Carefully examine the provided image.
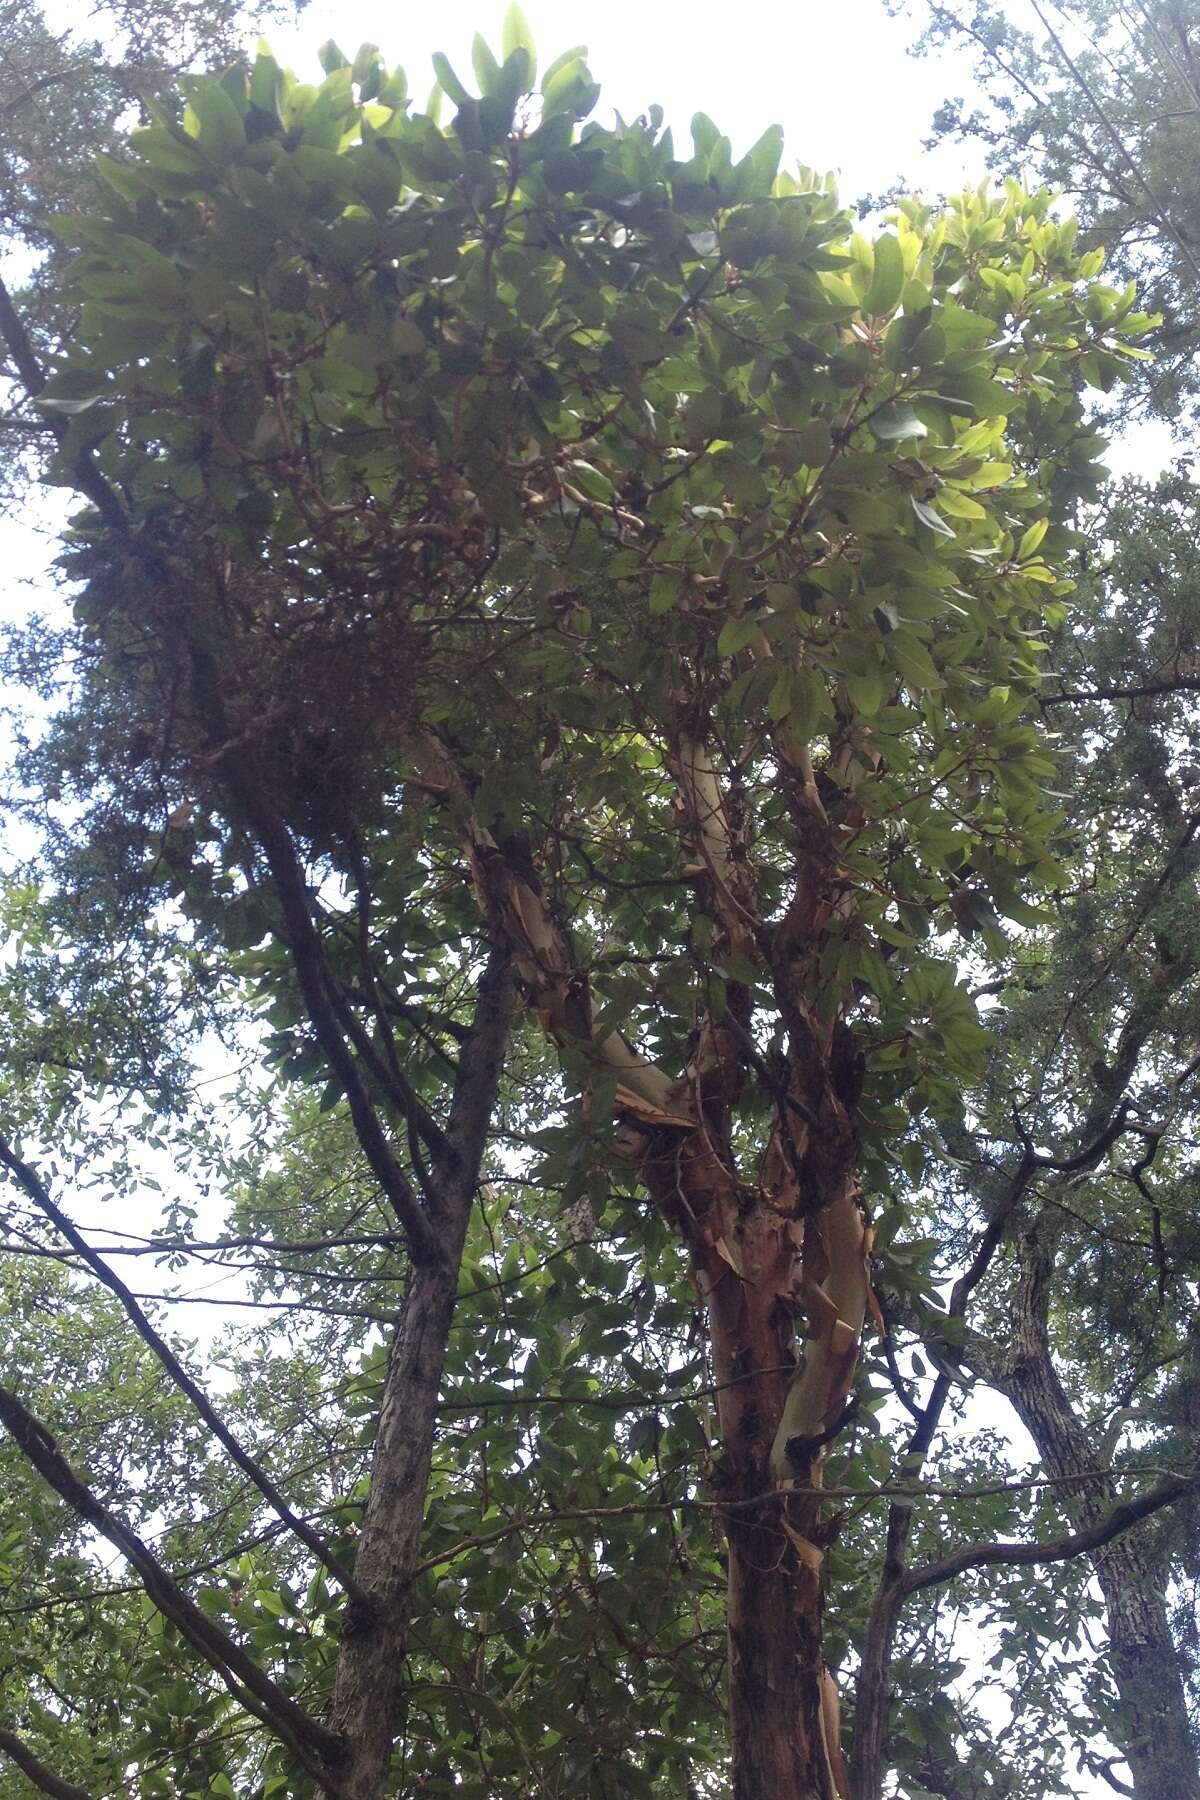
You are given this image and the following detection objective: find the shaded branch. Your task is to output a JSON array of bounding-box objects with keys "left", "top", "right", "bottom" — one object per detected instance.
[
  {"left": 1041, "top": 677, "right": 1200, "bottom": 705},
  {"left": 0, "top": 272, "right": 128, "bottom": 534},
  {"left": 0, "top": 1383, "right": 344, "bottom": 1786},
  {"left": 193, "top": 738, "right": 443, "bottom": 1264},
  {"left": 0, "top": 1727, "right": 94, "bottom": 1800},
  {"left": 899, "top": 1470, "right": 1196, "bottom": 1597},
  {"left": 0, "top": 1138, "right": 368, "bottom": 1605}
]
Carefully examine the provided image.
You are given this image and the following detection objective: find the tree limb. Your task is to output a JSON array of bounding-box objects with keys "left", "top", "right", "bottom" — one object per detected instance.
[
  {"left": 0, "top": 1383, "right": 344, "bottom": 1787},
  {"left": 0, "top": 1137, "right": 368, "bottom": 1605},
  {"left": 899, "top": 1470, "right": 1195, "bottom": 1597},
  {"left": 0, "top": 272, "right": 128, "bottom": 534},
  {"left": 0, "top": 1726, "right": 95, "bottom": 1800},
  {"left": 1041, "top": 677, "right": 1200, "bottom": 704}
]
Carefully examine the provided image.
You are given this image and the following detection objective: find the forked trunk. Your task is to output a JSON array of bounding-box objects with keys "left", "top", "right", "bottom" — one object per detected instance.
[{"left": 451, "top": 734, "right": 870, "bottom": 1798}]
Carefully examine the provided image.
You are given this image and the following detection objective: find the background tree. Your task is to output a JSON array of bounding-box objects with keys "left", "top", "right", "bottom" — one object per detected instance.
[{"left": 910, "top": 0, "right": 1200, "bottom": 427}]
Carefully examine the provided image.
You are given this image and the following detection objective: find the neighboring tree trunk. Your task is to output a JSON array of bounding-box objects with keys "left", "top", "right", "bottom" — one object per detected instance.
[
  {"left": 325, "top": 1250, "right": 461, "bottom": 1800},
  {"left": 1004, "top": 1212, "right": 1199, "bottom": 1800},
  {"left": 325, "top": 947, "right": 515, "bottom": 1800}
]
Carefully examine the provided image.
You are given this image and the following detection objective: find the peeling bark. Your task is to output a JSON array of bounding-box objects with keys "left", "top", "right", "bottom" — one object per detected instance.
[{"left": 434, "top": 714, "right": 876, "bottom": 1797}]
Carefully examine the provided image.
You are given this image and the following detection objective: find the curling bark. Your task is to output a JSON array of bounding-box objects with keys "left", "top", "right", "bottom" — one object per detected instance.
[{"left": 432, "top": 721, "right": 874, "bottom": 1799}]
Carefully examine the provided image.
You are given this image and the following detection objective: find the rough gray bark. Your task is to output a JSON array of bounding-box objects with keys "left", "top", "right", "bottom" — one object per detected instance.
[
  {"left": 1004, "top": 1212, "right": 1199, "bottom": 1800},
  {"left": 849, "top": 1149, "right": 1032, "bottom": 1800},
  {"left": 325, "top": 946, "right": 515, "bottom": 1800}
]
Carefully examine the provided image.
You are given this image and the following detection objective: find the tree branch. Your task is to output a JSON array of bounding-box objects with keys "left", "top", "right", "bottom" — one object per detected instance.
[
  {"left": 0, "top": 1726, "right": 94, "bottom": 1800},
  {"left": 0, "top": 272, "right": 128, "bottom": 534},
  {"left": 189, "top": 723, "right": 443, "bottom": 1265},
  {"left": 0, "top": 1137, "right": 368, "bottom": 1605},
  {"left": 1041, "top": 677, "right": 1200, "bottom": 705},
  {"left": 0, "top": 1384, "right": 344, "bottom": 1786},
  {"left": 899, "top": 1470, "right": 1195, "bottom": 1597}
]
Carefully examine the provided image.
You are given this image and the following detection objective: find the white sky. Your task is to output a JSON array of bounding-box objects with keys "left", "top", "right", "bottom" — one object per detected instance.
[{"left": 268, "top": 0, "right": 982, "bottom": 202}]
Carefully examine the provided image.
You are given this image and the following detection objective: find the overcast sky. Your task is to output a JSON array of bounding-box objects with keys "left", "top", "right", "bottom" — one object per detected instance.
[{"left": 267, "top": 0, "right": 982, "bottom": 201}]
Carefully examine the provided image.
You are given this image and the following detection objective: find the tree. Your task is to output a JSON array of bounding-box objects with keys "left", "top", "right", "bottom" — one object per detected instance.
[
  {"left": 0, "top": 18, "right": 1183, "bottom": 1800},
  {"left": 911, "top": 0, "right": 1200, "bottom": 426}
]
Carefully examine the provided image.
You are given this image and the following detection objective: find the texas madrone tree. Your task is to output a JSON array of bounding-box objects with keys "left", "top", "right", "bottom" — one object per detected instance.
[{"left": 0, "top": 13, "right": 1183, "bottom": 1800}]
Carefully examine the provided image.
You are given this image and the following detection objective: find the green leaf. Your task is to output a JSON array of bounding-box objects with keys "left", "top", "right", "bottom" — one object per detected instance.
[
  {"left": 472, "top": 34, "right": 502, "bottom": 96},
  {"left": 935, "top": 486, "right": 987, "bottom": 520},
  {"left": 911, "top": 496, "right": 955, "bottom": 537},
  {"left": 872, "top": 403, "right": 927, "bottom": 442},
  {"left": 432, "top": 52, "right": 472, "bottom": 108},
  {"left": 767, "top": 666, "right": 793, "bottom": 722},
  {"left": 182, "top": 80, "right": 246, "bottom": 162},
  {"left": 845, "top": 665, "right": 890, "bottom": 716},
  {"left": 1018, "top": 518, "right": 1049, "bottom": 561},
  {"left": 995, "top": 893, "right": 1055, "bottom": 927},
  {"left": 567, "top": 460, "right": 614, "bottom": 503},
  {"left": 392, "top": 316, "right": 426, "bottom": 355},
  {"left": 540, "top": 46, "right": 587, "bottom": 93},
  {"left": 887, "top": 628, "right": 943, "bottom": 690},
  {"left": 37, "top": 390, "right": 109, "bottom": 416},
  {"left": 940, "top": 371, "right": 1012, "bottom": 418},
  {"left": 864, "top": 233, "right": 904, "bottom": 316},
  {"left": 649, "top": 571, "right": 682, "bottom": 614},
  {"left": 249, "top": 44, "right": 282, "bottom": 118},
  {"left": 541, "top": 56, "right": 596, "bottom": 119},
  {"left": 352, "top": 43, "right": 384, "bottom": 94},
  {"left": 502, "top": 4, "right": 538, "bottom": 85},
  {"left": 717, "top": 614, "right": 761, "bottom": 657},
  {"left": 796, "top": 418, "right": 833, "bottom": 466},
  {"left": 787, "top": 666, "right": 827, "bottom": 738}
]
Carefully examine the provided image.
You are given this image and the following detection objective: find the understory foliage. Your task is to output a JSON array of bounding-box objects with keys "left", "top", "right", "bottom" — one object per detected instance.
[{"left": 0, "top": 12, "right": 1195, "bottom": 1800}]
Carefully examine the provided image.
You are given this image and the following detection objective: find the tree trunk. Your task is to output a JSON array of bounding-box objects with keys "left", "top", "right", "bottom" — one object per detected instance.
[
  {"left": 1103, "top": 1535, "right": 1200, "bottom": 1800},
  {"left": 326, "top": 950, "right": 515, "bottom": 1800},
  {"left": 644, "top": 1120, "right": 864, "bottom": 1800},
  {"left": 710, "top": 1199, "right": 835, "bottom": 1800},
  {"left": 1005, "top": 1216, "right": 1199, "bottom": 1800},
  {"left": 451, "top": 733, "right": 870, "bottom": 1798},
  {"left": 325, "top": 1250, "right": 462, "bottom": 1798}
]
